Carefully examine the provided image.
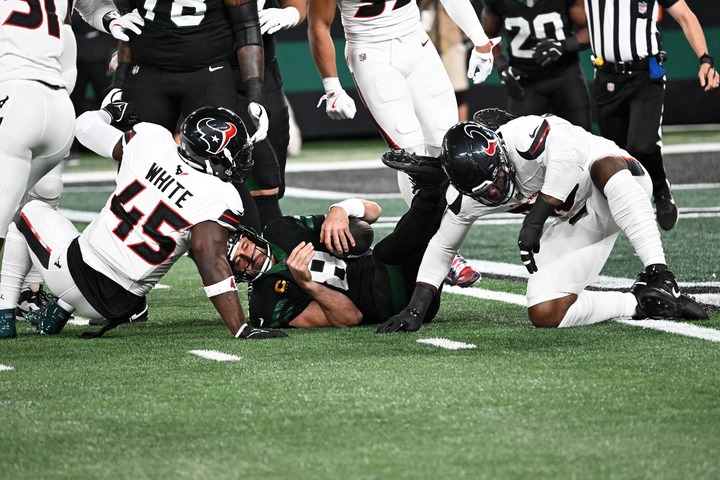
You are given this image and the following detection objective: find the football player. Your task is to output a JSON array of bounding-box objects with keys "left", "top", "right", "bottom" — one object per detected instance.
[
  {"left": 376, "top": 110, "right": 707, "bottom": 333},
  {"left": 227, "top": 192, "right": 446, "bottom": 328},
  {"left": 307, "top": 0, "right": 490, "bottom": 288},
  {"left": 480, "top": 0, "right": 592, "bottom": 130},
  {"left": 0, "top": 106, "right": 286, "bottom": 340}
]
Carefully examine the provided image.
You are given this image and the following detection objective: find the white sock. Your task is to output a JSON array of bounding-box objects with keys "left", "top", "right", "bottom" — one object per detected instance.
[
  {"left": 558, "top": 291, "right": 638, "bottom": 327},
  {"left": 604, "top": 169, "right": 666, "bottom": 267},
  {"left": 0, "top": 223, "right": 33, "bottom": 309}
]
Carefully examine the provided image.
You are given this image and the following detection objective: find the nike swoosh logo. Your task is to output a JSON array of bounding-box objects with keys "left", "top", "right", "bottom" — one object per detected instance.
[
  {"left": 671, "top": 287, "right": 681, "bottom": 298},
  {"left": 331, "top": 97, "right": 338, "bottom": 109},
  {"left": 208, "top": 66, "right": 224, "bottom": 72},
  {"left": 421, "top": 39, "right": 429, "bottom": 47}
]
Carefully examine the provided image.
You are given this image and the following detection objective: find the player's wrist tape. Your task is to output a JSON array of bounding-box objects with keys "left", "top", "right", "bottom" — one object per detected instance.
[
  {"left": 699, "top": 53, "right": 714, "bottom": 67},
  {"left": 102, "top": 11, "right": 121, "bottom": 33},
  {"left": 330, "top": 198, "right": 365, "bottom": 218},
  {"left": 322, "top": 77, "right": 343, "bottom": 95},
  {"left": 203, "top": 277, "right": 237, "bottom": 297}
]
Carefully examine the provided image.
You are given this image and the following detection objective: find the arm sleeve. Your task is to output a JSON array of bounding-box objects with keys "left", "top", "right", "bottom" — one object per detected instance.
[
  {"left": 75, "top": 110, "right": 124, "bottom": 160},
  {"left": 438, "top": 0, "right": 490, "bottom": 46},
  {"left": 73, "top": 0, "right": 118, "bottom": 33},
  {"left": 60, "top": 24, "right": 77, "bottom": 94}
]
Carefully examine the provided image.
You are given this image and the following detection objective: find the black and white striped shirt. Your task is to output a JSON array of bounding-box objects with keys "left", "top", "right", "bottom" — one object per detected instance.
[{"left": 584, "top": 0, "right": 678, "bottom": 62}]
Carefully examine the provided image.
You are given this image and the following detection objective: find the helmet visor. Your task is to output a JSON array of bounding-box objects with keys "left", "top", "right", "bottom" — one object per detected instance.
[{"left": 468, "top": 163, "right": 514, "bottom": 207}]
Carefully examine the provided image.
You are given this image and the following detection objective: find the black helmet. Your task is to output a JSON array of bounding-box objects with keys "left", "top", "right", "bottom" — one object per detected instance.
[
  {"left": 440, "top": 121, "right": 516, "bottom": 206},
  {"left": 178, "top": 106, "right": 253, "bottom": 183}
]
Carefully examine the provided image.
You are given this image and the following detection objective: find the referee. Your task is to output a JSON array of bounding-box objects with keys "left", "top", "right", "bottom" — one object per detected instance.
[{"left": 584, "top": 0, "right": 719, "bottom": 231}]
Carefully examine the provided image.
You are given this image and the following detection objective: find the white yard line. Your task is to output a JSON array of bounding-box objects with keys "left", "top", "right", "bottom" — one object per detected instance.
[
  {"left": 446, "top": 286, "right": 720, "bottom": 343},
  {"left": 417, "top": 338, "right": 477, "bottom": 350},
  {"left": 189, "top": 350, "right": 242, "bottom": 362},
  {"left": 0, "top": 364, "right": 14, "bottom": 372}
]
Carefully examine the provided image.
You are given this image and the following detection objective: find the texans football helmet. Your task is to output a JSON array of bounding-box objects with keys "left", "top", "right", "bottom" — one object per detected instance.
[
  {"left": 178, "top": 106, "right": 254, "bottom": 183},
  {"left": 440, "top": 121, "right": 516, "bottom": 207},
  {"left": 227, "top": 226, "right": 274, "bottom": 283}
]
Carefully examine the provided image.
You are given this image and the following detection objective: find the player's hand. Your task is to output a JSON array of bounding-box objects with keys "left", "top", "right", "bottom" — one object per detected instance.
[
  {"left": 286, "top": 242, "right": 315, "bottom": 287},
  {"left": 317, "top": 90, "right": 356, "bottom": 120},
  {"left": 499, "top": 65, "right": 525, "bottom": 98},
  {"left": 235, "top": 323, "right": 288, "bottom": 339},
  {"left": 248, "top": 102, "right": 269, "bottom": 143},
  {"left": 109, "top": 9, "right": 144, "bottom": 42},
  {"left": 699, "top": 55, "right": 719, "bottom": 92},
  {"left": 467, "top": 37, "right": 501, "bottom": 84},
  {"left": 376, "top": 308, "right": 422, "bottom": 333},
  {"left": 259, "top": 7, "right": 300, "bottom": 35},
  {"left": 532, "top": 39, "right": 564, "bottom": 67},
  {"left": 101, "top": 87, "right": 122, "bottom": 109},
  {"left": 320, "top": 208, "right": 354, "bottom": 256},
  {"left": 517, "top": 220, "right": 542, "bottom": 274},
  {"left": 102, "top": 101, "right": 132, "bottom": 125}
]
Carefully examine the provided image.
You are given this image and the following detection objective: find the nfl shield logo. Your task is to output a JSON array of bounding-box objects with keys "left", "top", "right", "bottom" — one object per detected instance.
[
  {"left": 638, "top": 2, "right": 647, "bottom": 14},
  {"left": 527, "top": 0, "right": 534, "bottom": 6},
  {"left": 607, "top": 82, "right": 615, "bottom": 92},
  {"left": 132, "top": 65, "right": 140, "bottom": 75},
  {"left": 359, "top": 53, "right": 367, "bottom": 62}
]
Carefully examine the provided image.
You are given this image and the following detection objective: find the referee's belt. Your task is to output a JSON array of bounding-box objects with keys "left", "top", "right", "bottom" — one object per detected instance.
[{"left": 592, "top": 56, "right": 649, "bottom": 74}]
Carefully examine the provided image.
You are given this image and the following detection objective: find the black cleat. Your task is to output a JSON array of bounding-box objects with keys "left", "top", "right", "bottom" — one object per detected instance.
[
  {"left": 654, "top": 180, "right": 679, "bottom": 231},
  {"left": 26, "top": 301, "right": 72, "bottom": 335},
  {"left": 631, "top": 266, "right": 683, "bottom": 319}
]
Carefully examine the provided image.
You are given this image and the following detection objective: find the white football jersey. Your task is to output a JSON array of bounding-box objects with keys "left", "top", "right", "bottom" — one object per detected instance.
[
  {"left": 338, "top": 0, "right": 420, "bottom": 42},
  {"left": 0, "top": 0, "right": 69, "bottom": 86},
  {"left": 79, "top": 123, "right": 245, "bottom": 295}
]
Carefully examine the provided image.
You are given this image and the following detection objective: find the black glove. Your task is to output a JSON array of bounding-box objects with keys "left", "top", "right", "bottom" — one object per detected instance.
[
  {"left": 499, "top": 65, "right": 525, "bottom": 99},
  {"left": 517, "top": 219, "right": 542, "bottom": 274},
  {"left": 102, "top": 100, "right": 140, "bottom": 130},
  {"left": 517, "top": 195, "right": 557, "bottom": 274},
  {"left": 235, "top": 323, "right": 288, "bottom": 339},
  {"left": 376, "top": 284, "right": 435, "bottom": 334},
  {"left": 532, "top": 36, "right": 580, "bottom": 68}
]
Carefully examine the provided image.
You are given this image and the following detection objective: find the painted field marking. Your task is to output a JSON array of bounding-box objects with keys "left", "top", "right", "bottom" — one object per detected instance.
[
  {"left": 189, "top": 350, "right": 242, "bottom": 362},
  {"left": 0, "top": 364, "right": 14, "bottom": 372},
  {"left": 417, "top": 338, "right": 477, "bottom": 350},
  {"left": 448, "top": 287, "right": 720, "bottom": 343}
]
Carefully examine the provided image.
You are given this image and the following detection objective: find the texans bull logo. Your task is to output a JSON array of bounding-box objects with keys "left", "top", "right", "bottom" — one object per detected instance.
[
  {"left": 196, "top": 117, "right": 238, "bottom": 155},
  {"left": 463, "top": 123, "right": 497, "bottom": 156}
]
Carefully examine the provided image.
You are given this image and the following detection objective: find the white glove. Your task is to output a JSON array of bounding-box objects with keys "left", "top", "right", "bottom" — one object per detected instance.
[
  {"left": 467, "top": 37, "right": 501, "bottom": 84},
  {"left": 108, "top": 50, "right": 118, "bottom": 73},
  {"left": 317, "top": 77, "right": 356, "bottom": 120},
  {"left": 108, "top": 9, "right": 144, "bottom": 42},
  {"left": 248, "top": 102, "right": 269, "bottom": 143},
  {"left": 101, "top": 88, "right": 122, "bottom": 109},
  {"left": 258, "top": 7, "right": 300, "bottom": 35}
]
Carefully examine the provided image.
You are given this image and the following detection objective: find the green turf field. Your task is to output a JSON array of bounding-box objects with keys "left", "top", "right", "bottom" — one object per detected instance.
[{"left": 2, "top": 137, "right": 720, "bottom": 480}]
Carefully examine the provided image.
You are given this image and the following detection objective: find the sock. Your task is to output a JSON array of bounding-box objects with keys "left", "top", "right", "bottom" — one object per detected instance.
[
  {"left": 558, "top": 291, "right": 638, "bottom": 327},
  {"left": 604, "top": 169, "right": 666, "bottom": 267},
  {"left": 254, "top": 193, "right": 282, "bottom": 229},
  {"left": 0, "top": 223, "right": 33, "bottom": 309}
]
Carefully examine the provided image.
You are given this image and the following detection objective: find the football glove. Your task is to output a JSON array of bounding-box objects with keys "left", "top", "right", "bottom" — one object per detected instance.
[
  {"left": 102, "top": 101, "right": 134, "bottom": 126},
  {"left": 248, "top": 102, "right": 269, "bottom": 143},
  {"left": 376, "top": 308, "right": 423, "bottom": 334},
  {"left": 108, "top": 9, "right": 144, "bottom": 42},
  {"left": 258, "top": 7, "right": 300, "bottom": 35},
  {"left": 235, "top": 323, "right": 288, "bottom": 339},
  {"left": 517, "top": 220, "right": 542, "bottom": 274},
  {"left": 101, "top": 87, "right": 122, "bottom": 109},
  {"left": 499, "top": 65, "right": 525, "bottom": 99},
  {"left": 532, "top": 37, "right": 580, "bottom": 68},
  {"left": 467, "top": 37, "right": 501, "bottom": 84},
  {"left": 317, "top": 90, "right": 356, "bottom": 120}
]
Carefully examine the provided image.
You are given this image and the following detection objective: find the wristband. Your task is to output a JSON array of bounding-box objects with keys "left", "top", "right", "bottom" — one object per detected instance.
[
  {"left": 203, "top": 276, "right": 237, "bottom": 297},
  {"left": 330, "top": 198, "right": 365, "bottom": 218},
  {"left": 699, "top": 53, "right": 714, "bottom": 67},
  {"left": 102, "top": 11, "right": 121, "bottom": 33},
  {"left": 322, "top": 77, "right": 343, "bottom": 95}
]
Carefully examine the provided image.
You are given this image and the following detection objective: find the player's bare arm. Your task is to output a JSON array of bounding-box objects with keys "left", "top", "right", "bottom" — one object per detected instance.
[
  {"left": 568, "top": 0, "right": 590, "bottom": 45},
  {"left": 320, "top": 199, "right": 381, "bottom": 255},
  {"left": 308, "top": 0, "right": 340, "bottom": 79},
  {"left": 285, "top": 242, "right": 363, "bottom": 328}
]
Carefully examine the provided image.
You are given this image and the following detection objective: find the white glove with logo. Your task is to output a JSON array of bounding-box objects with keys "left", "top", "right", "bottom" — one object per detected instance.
[
  {"left": 101, "top": 88, "right": 123, "bottom": 109},
  {"left": 248, "top": 102, "right": 269, "bottom": 143},
  {"left": 467, "top": 37, "right": 501, "bottom": 85},
  {"left": 108, "top": 9, "right": 144, "bottom": 42},
  {"left": 259, "top": 7, "right": 300, "bottom": 35},
  {"left": 317, "top": 77, "right": 357, "bottom": 120}
]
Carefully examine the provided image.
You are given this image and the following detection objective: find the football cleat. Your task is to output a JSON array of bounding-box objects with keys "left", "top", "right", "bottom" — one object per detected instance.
[
  {"left": 630, "top": 267, "right": 683, "bottom": 319},
  {"left": 654, "top": 179, "right": 679, "bottom": 231},
  {"left": 26, "top": 301, "right": 72, "bottom": 335},
  {"left": 16, "top": 286, "right": 57, "bottom": 321},
  {"left": 0, "top": 309, "right": 16, "bottom": 339},
  {"left": 445, "top": 253, "right": 481, "bottom": 288}
]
